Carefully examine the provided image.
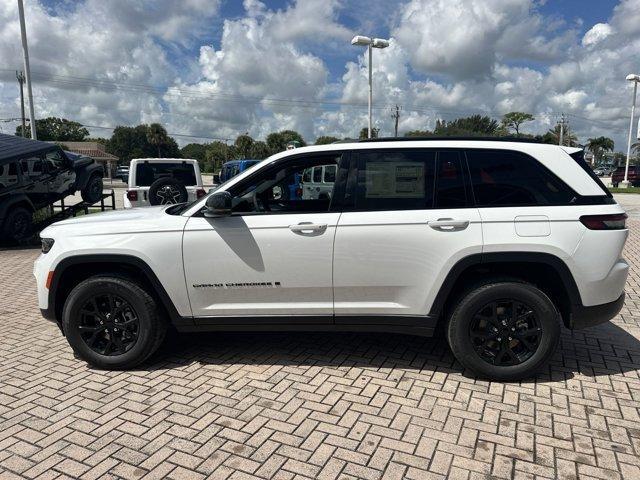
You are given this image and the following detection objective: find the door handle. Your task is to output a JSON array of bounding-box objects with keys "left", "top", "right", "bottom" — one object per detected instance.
[
  {"left": 428, "top": 218, "right": 469, "bottom": 231},
  {"left": 289, "top": 222, "right": 327, "bottom": 234}
]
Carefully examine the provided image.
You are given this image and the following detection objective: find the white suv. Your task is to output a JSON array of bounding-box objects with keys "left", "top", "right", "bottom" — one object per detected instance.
[
  {"left": 124, "top": 158, "right": 206, "bottom": 208},
  {"left": 34, "top": 139, "right": 628, "bottom": 380}
]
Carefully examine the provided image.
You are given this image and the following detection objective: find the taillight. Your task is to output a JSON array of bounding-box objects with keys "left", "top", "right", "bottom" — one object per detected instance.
[
  {"left": 580, "top": 213, "right": 627, "bottom": 230},
  {"left": 126, "top": 190, "right": 138, "bottom": 201},
  {"left": 196, "top": 188, "right": 206, "bottom": 199}
]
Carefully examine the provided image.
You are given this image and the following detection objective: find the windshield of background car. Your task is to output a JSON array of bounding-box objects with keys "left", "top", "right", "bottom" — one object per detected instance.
[{"left": 135, "top": 162, "right": 197, "bottom": 187}]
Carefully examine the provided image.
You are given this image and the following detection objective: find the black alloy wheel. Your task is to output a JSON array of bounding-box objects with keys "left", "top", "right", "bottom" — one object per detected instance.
[
  {"left": 78, "top": 294, "right": 140, "bottom": 356},
  {"left": 156, "top": 184, "right": 182, "bottom": 204},
  {"left": 446, "top": 281, "right": 561, "bottom": 381},
  {"left": 469, "top": 300, "right": 541, "bottom": 366}
]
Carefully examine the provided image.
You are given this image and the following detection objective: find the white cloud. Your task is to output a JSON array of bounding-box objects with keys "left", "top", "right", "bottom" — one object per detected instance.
[
  {"left": 0, "top": 0, "right": 637, "bottom": 150},
  {"left": 582, "top": 23, "right": 613, "bottom": 47}
]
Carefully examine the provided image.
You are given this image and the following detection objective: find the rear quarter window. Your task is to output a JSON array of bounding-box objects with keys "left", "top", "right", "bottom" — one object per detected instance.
[{"left": 466, "top": 149, "right": 576, "bottom": 207}]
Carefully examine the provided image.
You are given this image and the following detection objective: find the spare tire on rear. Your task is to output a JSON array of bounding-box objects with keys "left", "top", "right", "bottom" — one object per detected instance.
[{"left": 148, "top": 177, "right": 188, "bottom": 205}]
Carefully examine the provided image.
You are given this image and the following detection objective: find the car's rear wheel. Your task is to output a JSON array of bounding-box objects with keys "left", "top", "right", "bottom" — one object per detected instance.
[
  {"left": 63, "top": 276, "right": 167, "bottom": 369},
  {"left": 446, "top": 281, "right": 561, "bottom": 381},
  {"left": 81, "top": 175, "right": 103, "bottom": 203},
  {"left": 1, "top": 206, "right": 33, "bottom": 242}
]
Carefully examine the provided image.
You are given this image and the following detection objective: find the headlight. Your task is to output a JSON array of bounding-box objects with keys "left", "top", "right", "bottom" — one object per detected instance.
[{"left": 41, "top": 238, "right": 55, "bottom": 254}]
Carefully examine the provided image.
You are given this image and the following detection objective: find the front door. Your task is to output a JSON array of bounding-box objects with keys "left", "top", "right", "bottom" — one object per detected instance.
[
  {"left": 183, "top": 153, "right": 344, "bottom": 322},
  {"left": 333, "top": 148, "right": 483, "bottom": 321}
]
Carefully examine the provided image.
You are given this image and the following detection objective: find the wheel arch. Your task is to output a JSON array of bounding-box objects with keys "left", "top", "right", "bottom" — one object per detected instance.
[
  {"left": 429, "top": 252, "right": 582, "bottom": 328},
  {"left": 49, "top": 254, "right": 183, "bottom": 330}
]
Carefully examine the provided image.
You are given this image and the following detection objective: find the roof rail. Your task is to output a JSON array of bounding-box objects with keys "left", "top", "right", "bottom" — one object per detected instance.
[{"left": 359, "top": 136, "right": 547, "bottom": 144}]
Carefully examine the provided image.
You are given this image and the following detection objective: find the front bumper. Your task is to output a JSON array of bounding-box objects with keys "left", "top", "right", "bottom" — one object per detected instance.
[{"left": 569, "top": 292, "right": 625, "bottom": 329}]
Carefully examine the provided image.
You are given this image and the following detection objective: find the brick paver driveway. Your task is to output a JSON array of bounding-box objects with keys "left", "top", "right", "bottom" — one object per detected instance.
[{"left": 1, "top": 225, "right": 639, "bottom": 480}]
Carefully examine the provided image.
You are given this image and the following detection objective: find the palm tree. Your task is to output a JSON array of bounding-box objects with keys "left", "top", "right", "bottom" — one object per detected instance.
[
  {"left": 146, "top": 123, "right": 168, "bottom": 158},
  {"left": 544, "top": 124, "right": 578, "bottom": 146},
  {"left": 586, "top": 136, "right": 614, "bottom": 165}
]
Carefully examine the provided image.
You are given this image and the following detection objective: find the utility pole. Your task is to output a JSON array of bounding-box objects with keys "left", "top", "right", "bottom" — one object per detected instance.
[
  {"left": 16, "top": 71, "right": 26, "bottom": 137},
  {"left": 558, "top": 113, "right": 566, "bottom": 146},
  {"left": 17, "top": 0, "right": 37, "bottom": 140},
  {"left": 391, "top": 104, "right": 401, "bottom": 137}
]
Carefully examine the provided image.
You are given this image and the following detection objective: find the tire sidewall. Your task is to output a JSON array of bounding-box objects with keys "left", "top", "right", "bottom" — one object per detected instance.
[
  {"left": 449, "top": 283, "right": 560, "bottom": 380},
  {"left": 63, "top": 278, "right": 156, "bottom": 368},
  {"left": 148, "top": 178, "right": 188, "bottom": 206},
  {"left": 3, "top": 207, "right": 32, "bottom": 241},
  {"left": 82, "top": 175, "right": 103, "bottom": 203}
]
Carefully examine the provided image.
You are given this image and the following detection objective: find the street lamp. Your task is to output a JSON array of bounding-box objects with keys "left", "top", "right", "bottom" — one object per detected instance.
[
  {"left": 623, "top": 74, "right": 640, "bottom": 187},
  {"left": 351, "top": 35, "right": 390, "bottom": 139}
]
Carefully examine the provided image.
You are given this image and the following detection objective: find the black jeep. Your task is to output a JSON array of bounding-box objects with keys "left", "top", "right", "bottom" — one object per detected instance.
[{"left": 0, "top": 133, "right": 104, "bottom": 242}]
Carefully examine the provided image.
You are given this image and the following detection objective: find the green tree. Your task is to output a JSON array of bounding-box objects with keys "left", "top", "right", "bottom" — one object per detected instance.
[
  {"left": 234, "top": 134, "right": 254, "bottom": 158},
  {"left": 586, "top": 136, "right": 615, "bottom": 165},
  {"left": 314, "top": 135, "right": 339, "bottom": 145},
  {"left": 434, "top": 115, "right": 501, "bottom": 136},
  {"left": 501, "top": 112, "right": 535, "bottom": 135},
  {"left": 205, "top": 141, "right": 230, "bottom": 172},
  {"left": 16, "top": 117, "right": 89, "bottom": 141},
  {"left": 404, "top": 130, "right": 433, "bottom": 137},
  {"left": 358, "top": 127, "right": 379, "bottom": 139},
  {"left": 106, "top": 124, "right": 180, "bottom": 163},
  {"left": 180, "top": 143, "right": 209, "bottom": 170},
  {"left": 249, "top": 141, "right": 271, "bottom": 159},
  {"left": 266, "top": 130, "right": 306, "bottom": 153},
  {"left": 146, "top": 123, "right": 169, "bottom": 158},
  {"left": 541, "top": 124, "right": 578, "bottom": 147}
]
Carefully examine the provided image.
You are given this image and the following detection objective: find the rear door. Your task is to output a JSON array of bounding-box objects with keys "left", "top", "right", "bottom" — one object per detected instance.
[{"left": 333, "top": 148, "right": 483, "bottom": 323}]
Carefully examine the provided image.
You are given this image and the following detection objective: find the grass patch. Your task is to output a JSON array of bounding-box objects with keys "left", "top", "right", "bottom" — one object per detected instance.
[{"left": 608, "top": 187, "right": 640, "bottom": 194}]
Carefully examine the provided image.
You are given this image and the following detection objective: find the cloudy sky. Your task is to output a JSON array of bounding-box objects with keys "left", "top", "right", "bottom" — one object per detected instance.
[{"left": 0, "top": 0, "right": 638, "bottom": 148}]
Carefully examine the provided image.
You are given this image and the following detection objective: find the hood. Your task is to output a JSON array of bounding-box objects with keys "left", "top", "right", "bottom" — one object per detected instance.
[
  {"left": 64, "top": 151, "right": 94, "bottom": 168},
  {"left": 41, "top": 206, "right": 187, "bottom": 238}
]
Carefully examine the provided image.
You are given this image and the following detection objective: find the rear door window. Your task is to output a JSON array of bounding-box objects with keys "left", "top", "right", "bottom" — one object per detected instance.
[
  {"left": 435, "top": 150, "right": 468, "bottom": 208},
  {"left": 135, "top": 162, "right": 197, "bottom": 187},
  {"left": 466, "top": 149, "right": 575, "bottom": 206},
  {"left": 353, "top": 149, "right": 435, "bottom": 211}
]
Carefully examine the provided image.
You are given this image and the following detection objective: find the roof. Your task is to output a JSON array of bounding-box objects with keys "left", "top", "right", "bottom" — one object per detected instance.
[
  {"left": 359, "top": 136, "right": 547, "bottom": 144},
  {"left": 66, "top": 148, "right": 118, "bottom": 161},
  {"left": 0, "top": 133, "right": 59, "bottom": 165}
]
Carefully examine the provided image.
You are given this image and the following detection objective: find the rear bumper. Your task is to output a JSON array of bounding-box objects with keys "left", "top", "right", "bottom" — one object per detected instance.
[{"left": 569, "top": 292, "right": 625, "bottom": 329}]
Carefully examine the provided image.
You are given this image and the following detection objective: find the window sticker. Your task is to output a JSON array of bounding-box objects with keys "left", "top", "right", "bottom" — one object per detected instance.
[{"left": 365, "top": 162, "right": 425, "bottom": 198}]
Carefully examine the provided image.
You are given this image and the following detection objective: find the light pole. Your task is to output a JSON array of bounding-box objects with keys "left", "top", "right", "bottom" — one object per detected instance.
[
  {"left": 17, "top": 0, "right": 37, "bottom": 140},
  {"left": 351, "top": 35, "right": 389, "bottom": 139},
  {"left": 623, "top": 74, "right": 640, "bottom": 187}
]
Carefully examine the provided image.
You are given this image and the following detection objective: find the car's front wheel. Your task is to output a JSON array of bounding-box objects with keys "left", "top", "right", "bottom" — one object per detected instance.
[
  {"left": 63, "top": 276, "right": 167, "bottom": 369},
  {"left": 446, "top": 281, "right": 561, "bottom": 381},
  {"left": 81, "top": 175, "right": 103, "bottom": 204}
]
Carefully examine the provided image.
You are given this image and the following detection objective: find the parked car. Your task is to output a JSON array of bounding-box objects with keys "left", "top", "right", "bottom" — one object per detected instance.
[
  {"left": 593, "top": 165, "right": 614, "bottom": 177},
  {"left": 114, "top": 165, "right": 129, "bottom": 183},
  {"left": 301, "top": 164, "right": 336, "bottom": 199},
  {"left": 0, "top": 133, "right": 103, "bottom": 241},
  {"left": 36, "top": 138, "right": 627, "bottom": 381},
  {"left": 219, "top": 159, "right": 260, "bottom": 183},
  {"left": 611, "top": 166, "right": 639, "bottom": 187},
  {"left": 124, "top": 158, "right": 206, "bottom": 208}
]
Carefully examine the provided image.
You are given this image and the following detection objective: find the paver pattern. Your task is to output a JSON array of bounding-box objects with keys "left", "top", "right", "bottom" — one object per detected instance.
[{"left": 0, "top": 223, "right": 639, "bottom": 480}]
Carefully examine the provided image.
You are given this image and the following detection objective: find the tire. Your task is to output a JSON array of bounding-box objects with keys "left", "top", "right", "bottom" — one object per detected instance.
[
  {"left": 1, "top": 206, "right": 33, "bottom": 242},
  {"left": 446, "top": 281, "right": 561, "bottom": 381},
  {"left": 62, "top": 276, "right": 167, "bottom": 369},
  {"left": 81, "top": 175, "right": 103, "bottom": 203},
  {"left": 148, "top": 177, "right": 188, "bottom": 206},
  {"left": 612, "top": 182, "right": 619, "bottom": 188}
]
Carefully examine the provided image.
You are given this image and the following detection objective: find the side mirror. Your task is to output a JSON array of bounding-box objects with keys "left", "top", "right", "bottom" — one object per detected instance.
[
  {"left": 204, "top": 191, "right": 232, "bottom": 217},
  {"left": 213, "top": 174, "right": 220, "bottom": 184}
]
